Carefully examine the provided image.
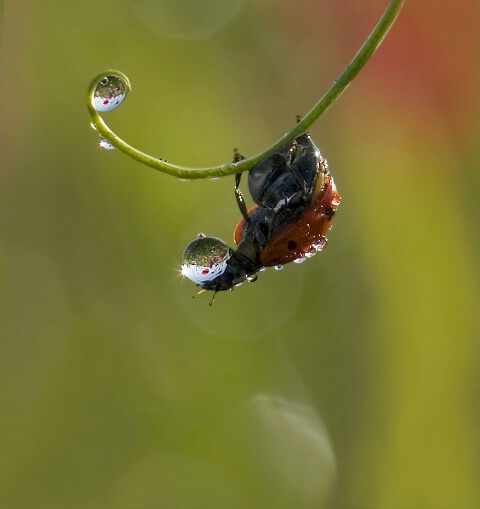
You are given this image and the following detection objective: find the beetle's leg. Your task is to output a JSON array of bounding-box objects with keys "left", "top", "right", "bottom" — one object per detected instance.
[
  {"left": 233, "top": 149, "right": 250, "bottom": 223},
  {"left": 233, "top": 148, "right": 245, "bottom": 164},
  {"left": 235, "top": 172, "right": 250, "bottom": 223}
]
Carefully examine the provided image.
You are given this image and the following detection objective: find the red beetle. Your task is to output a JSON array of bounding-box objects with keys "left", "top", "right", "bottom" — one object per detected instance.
[{"left": 181, "top": 133, "right": 340, "bottom": 302}]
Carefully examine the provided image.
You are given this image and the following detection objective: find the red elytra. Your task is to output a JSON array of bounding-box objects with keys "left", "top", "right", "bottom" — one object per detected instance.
[{"left": 234, "top": 174, "right": 340, "bottom": 267}]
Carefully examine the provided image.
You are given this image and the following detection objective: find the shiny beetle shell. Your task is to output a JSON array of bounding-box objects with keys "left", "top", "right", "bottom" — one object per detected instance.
[
  {"left": 248, "top": 133, "right": 320, "bottom": 210},
  {"left": 234, "top": 133, "right": 340, "bottom": 267}
]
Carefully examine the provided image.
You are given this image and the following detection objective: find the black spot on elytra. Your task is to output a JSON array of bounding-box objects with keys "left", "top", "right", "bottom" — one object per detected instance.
[
  {"left": 324, "top": 206, "right": 335, "bottom": 219},
  {"left": 288, "top": 240, "right": 297, "bottom": 250}
]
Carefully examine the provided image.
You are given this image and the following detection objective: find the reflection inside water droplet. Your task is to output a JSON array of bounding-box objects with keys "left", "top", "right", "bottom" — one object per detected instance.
[
  {"left": 274, "top": 265, "right": 283, "bottom": 271},
  {"left": 93, "top": 74, "right": 129, "bottom": 112},
  {"left": 305, "top": 247, "right": 317, "bottom": 258}
]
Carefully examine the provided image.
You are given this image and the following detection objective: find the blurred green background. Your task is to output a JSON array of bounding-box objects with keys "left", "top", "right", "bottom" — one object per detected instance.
[{"left": 1, "top": 1, "right": 479, "bottom": 508}]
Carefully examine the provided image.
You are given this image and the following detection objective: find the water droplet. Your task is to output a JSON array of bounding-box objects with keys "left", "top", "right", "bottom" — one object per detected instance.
[
  {"left": 98, "top": 137, "right": 115, "bottom": 150},
  {"left": 181, "top": 236, "right": 231, "bottom": 285},
  {"left": 93, "top": 74, "right": 130, "bottom": 112},
  {"left": 293, "top": 257, "right": 307, "bottom": 264},
  {"left": 313, "top": 238, "right": 328, "bottom": 252},
  {"left": 274, "top": 265, "right": 283, "bottom": 271},
  {"left": 235, "top": 282, "right": 243, "bottom": 287},
  {"left": 247, "top": 274, "right": 258, "bottom": 282},
  {"left": 304, "top": 246, "right": 317, "bottom": 258},
  {"left": 259, "top": 267, "right": 266, "bottom": 272},
  {"left": 90, "top": 122, "right": 97, "bottom": 131}
]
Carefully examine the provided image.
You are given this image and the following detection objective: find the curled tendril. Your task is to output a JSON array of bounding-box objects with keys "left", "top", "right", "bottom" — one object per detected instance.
[{"left": 86, "top": 0, "right": 405, "bottom": 180}]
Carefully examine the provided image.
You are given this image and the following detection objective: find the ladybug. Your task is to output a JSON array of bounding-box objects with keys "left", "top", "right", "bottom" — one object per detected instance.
[{"left": 181, "top": 133, "right": 340, "bottom": 303}]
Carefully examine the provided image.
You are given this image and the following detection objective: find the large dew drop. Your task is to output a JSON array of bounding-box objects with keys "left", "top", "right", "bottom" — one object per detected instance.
[
  {"left": 181, "top": 236, "right": 231, "bottom": 285},
  {"left": 93, "top": 74, "right": 130, "bottom": 112}
]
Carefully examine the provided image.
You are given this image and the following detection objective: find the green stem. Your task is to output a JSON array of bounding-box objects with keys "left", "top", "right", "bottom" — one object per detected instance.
[{"left": 87, "top": 0, "right": 405, "bottom": 180}]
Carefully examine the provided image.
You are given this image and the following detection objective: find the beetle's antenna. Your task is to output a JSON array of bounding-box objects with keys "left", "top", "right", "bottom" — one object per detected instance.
[
  {"left": 192, "top": 288, "right": 218, "bottom": 306},
  {"left": 209, "top": 291, "right": 218, "bottom": 306},
  {"left": 192, "top": 288, "right": 206, "bottom": 299}
]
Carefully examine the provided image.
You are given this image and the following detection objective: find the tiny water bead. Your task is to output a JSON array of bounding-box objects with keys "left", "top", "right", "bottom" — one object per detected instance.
[
  {"left": 293, "top": 257, "right": 307, "bottom": 264},
  {"left": 93, "top": 74, "right": 130, "bottom": 112},
  {"left": 98, "top": 137, "right": 115, "bottom": 150},
  {"left": 274, "top": 265, "right": 284, "bottom": 271},
  {"left": 313, "top": 238, "right": 328, "bottom": 252}
]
